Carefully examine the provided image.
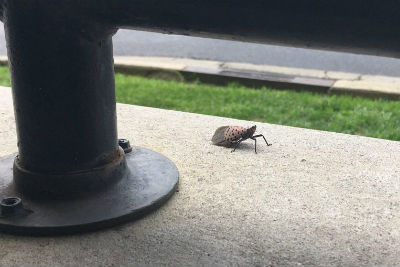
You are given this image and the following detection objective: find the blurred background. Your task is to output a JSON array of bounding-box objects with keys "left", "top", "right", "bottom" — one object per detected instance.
[{"left": 1, "top": 26, "right": 400, "bottom": 77}]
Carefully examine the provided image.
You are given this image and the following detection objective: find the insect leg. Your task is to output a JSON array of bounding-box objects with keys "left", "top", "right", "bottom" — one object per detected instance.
[
  {"left": 253, "top": 134, "right": 272, "bottom": 146},
  {"left": 231, "top": 138, "right": 243, "bottom": 153},
  {"left": 250, "top": 137, "right": 259, "bottom": 154}
]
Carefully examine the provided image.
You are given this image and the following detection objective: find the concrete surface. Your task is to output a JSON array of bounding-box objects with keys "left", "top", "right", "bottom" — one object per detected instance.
[{"left": 0, "top": 86, "right": 400, "bottom": 266}]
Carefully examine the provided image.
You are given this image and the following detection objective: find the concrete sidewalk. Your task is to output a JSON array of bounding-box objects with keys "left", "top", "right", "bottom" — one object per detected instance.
[
  {"left": 113, "top": 56, "right": 400, "bottom": 100},
  {"left": 0, "top": 86, "right": 399, "bottom": 266},
  {"left": 1, "top": 56, "right": 399, "bottom": 99}
]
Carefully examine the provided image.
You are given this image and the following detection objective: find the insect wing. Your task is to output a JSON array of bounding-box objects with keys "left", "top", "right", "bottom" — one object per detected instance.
[
  {"left": 212, "top": 126, "right": 229, "bottom": 145},
  {"left": 224, "top": 126, "right": 247, "bottom": 142}
]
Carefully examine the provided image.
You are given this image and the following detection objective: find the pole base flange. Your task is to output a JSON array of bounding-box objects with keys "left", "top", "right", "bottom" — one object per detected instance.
[{"left": 0, "top": 147, "right": 178, "bottom": 235}]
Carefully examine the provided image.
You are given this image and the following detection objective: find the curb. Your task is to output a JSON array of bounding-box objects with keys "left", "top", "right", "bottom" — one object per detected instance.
[
  {"left": 113, "top": 57, "right": 334, "bottom": 94},
  {"left": 1, "top": 56, "right": 399, "bottom": 100}
]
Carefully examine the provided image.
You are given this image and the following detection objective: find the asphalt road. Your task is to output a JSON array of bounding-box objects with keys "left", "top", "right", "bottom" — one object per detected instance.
[{"left": 1, "top": 25, "right": 400, "bottom": 77}]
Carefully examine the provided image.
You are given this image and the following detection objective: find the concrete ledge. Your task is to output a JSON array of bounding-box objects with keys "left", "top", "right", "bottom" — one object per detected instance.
[
  {"left": 2, "top": 56, "right": 400, "bottom": 99},
  {"left": 0, "top": 86, "right": 400, "bottom": 266}
]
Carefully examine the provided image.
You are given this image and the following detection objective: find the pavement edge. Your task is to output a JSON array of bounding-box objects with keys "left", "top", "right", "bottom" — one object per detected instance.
[{"left": 1, "top": 56, "right": 399, "bottom": 100}]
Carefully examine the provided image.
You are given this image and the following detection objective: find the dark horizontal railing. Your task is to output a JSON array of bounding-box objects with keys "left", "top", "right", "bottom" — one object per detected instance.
[
  {"left": 2, "top": 1, "right": 399, "bottom": 57},
  {"left": 101, "top": 0, "right": 398, "bottom": 58}
]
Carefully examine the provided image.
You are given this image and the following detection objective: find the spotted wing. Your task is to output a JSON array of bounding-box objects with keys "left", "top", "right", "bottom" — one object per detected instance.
[
  {"left": 212, "top": 126, "right": 229, "bottom": 145},
  {"left": 224, "top": 126, "right": 247, "bottom": 143}
]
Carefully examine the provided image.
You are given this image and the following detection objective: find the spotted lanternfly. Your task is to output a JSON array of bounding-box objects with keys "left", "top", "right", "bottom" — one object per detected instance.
[{"left": 211, "top": 125, "right": 272, "bottom": 153}]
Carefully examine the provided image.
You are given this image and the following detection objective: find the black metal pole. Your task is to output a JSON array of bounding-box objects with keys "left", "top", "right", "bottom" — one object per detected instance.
[
  {"left": 0, "top": 0, "right": 178, "bottom": 234},
  {"left": 6, "top": 3, "right": 118, "bottom": 173},
  {"left": 3, "top": 0, "right": 128, "bottom": 197}
]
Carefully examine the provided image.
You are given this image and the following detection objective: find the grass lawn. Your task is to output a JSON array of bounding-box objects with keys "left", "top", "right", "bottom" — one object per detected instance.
[
  {"left": 0, "top": 66, "right": 11, "bottom": 86},
  {"left": 0, "top": 65, "right": 399, "bottom": 141}
]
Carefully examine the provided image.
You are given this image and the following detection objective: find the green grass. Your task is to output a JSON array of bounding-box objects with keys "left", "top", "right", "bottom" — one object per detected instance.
[
  {"left": 0, "top": 65, "right": 399, "bottom": 141},
  {"left": 0, "top": 65, "right": 11, "bottom": 86},
  {"left": 115, "top": 73, "right": 400, "bottom": 141}
]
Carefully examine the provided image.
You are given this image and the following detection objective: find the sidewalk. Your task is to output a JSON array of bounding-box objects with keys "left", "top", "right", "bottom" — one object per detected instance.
[{"left": 1, "top": 56, "right": 399, "bottom": 99}]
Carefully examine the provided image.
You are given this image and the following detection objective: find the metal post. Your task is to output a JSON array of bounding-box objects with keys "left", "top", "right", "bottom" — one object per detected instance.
[
  {"left": 6, "top": 3, "right": 123, "bottom": 191},
  {"left": 0, "top": 0, "right": 178, "bottom": 235}
]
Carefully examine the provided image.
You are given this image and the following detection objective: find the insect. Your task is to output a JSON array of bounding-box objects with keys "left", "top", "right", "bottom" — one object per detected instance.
[{"left": 211, "top": 125, "right": 271, "bottom": 153}]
